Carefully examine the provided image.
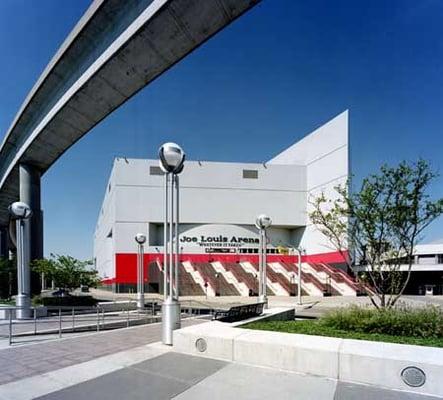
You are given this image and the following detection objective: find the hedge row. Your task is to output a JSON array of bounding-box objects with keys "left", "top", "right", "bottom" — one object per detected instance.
[{"left": 40, "top": 295, "right": 98, "bottom": 307}]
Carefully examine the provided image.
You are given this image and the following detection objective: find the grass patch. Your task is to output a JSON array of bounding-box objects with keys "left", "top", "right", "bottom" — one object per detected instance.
[
  {"left": 0, "top": 298, "right": 15, "bottom": 306},
  {"left": 243, "top": 305, "right": 443, "bottom": 348}
]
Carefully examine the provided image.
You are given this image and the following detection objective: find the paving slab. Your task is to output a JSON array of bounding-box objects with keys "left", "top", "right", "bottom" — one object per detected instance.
[
  {"left": 334, "top": 382, "right": 443, "bottom": 400},
  {"left": 36, "top": 353, "right": 228, "bottom": 400},
  {"left": 174, "top": 363, "right": 337, "bottom": 400},
  {"left": 131, "top": 352, "right": 227, "bottom": 385}
]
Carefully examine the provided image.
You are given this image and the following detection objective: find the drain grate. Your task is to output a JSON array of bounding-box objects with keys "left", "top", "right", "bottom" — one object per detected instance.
[
  {"left": 195, "top": 338, "right": 207, "bottom": 353},
  {"left": 401, "top": 366, "right": 426, "bottom": 387}
]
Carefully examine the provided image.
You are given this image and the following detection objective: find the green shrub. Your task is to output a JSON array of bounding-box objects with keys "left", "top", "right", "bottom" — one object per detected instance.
[
  {"left": 321, "top": 304, "right": 443, "bottom": 339},
  {"left": 41, "top": 295, "right": 98, "bottom": 308},
  {"left": 243, "top": 319, "right": 443, "bottom": 347},
  {"left": 32, "top": 295, "right": 43, "bottom": 306}
]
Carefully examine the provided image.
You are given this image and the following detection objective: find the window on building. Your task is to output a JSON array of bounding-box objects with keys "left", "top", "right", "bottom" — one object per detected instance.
[
  {"left": 418, "top": 255, "right": 436, "bottom": 265},
  {"left": 150, "top": 166, "right": 164, "bottom": 175},
  {"left": 242, "top": 169, "right": 258, "bottom": 179}
]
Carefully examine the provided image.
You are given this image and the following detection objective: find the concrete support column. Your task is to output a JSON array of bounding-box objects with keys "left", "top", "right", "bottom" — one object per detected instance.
[
  {"left": 19, "top": 164, "right": 43, "bottom": 299},
  {"left": 19, "top": 164, "right": 43, "bottom": 261}
]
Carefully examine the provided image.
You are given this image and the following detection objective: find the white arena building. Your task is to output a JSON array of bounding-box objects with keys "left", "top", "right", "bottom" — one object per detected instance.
[{"left": 93, "top": 111, "right": 362, "bottom": 296}]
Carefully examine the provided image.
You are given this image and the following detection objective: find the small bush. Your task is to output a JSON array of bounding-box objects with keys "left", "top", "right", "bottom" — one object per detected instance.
[
  {"left": 41, "top": 295, "right": 98, "bottom": 308},
  {"left": 32, "top": 295, "right": 43, "bottom": 306},
  {"left": 321, "top": 305, "right": 443, "bottom": 339}
]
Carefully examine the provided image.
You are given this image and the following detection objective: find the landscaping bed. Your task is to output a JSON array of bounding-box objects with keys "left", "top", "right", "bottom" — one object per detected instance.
[{"left": 243, "top": 305, "right": 443, "bottom": 348}]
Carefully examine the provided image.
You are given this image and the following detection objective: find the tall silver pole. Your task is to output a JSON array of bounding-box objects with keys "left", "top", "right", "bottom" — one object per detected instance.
[
  {"left": 16, "top": 220, "right": 23, "bottom": 296},
  {"left": 163, "top": 173, "right": 168, "bottom": 300},
  {"left": 258, "top": 228, "right": 262, "bottom": 299},
  {"left": 137, "top": 243, "right": 145, "bottom": 310},
  {"left": 296, "top": 248, "right": 302, "bottom": 305},
  {"left": 169, "top": 174, "right": 174, "bottom": 300},
  {"left": 141, "top": 244, "right": 145, "bottom": 304},
  {"left": 160, "top": 142, "right": 184, "bottom": 346},
  {"left": 262, "top": 229, "right": 268, "bottom": 308},
  {"left": 258, "top": 228, "right": 265, "bottom": 304},
  {"left": 162, "top": 172, "right": 181, "bottom": 345},
  {"left": 16, "top": 219, "right": 31, "bottom": 319},
  {"left": 174, "top": 175, "right": 179, "bottom": 300}
]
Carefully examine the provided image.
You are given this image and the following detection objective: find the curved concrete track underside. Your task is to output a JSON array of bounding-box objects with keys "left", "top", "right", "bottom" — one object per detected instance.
[{"left": 0, "top": 0, "right": 260, "bottom": 226}]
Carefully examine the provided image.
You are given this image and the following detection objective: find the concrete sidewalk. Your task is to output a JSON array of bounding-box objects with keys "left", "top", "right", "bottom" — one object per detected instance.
[
  {"left": 5, "top": 350, "right": 440, "bottom": 400},
  {"left": 0, "top": 318, "right": 203, "bottom": 386},
  {"left": 1, "top": 314, "right": 442, "bottom": 400}
]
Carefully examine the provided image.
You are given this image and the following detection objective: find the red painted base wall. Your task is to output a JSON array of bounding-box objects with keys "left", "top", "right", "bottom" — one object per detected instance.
[{"left": 102, "top": 251, "right": 348, "bottom": 285}]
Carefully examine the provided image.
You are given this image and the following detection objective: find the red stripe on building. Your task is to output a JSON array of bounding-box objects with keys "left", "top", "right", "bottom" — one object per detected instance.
[{"left": 109, "top": 250, "right": 349, "bottom": 284}]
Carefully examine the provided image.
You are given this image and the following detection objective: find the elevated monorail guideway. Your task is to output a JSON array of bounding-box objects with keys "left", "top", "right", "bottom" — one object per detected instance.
[{"left": 0, "top": 0, "right": 261, "bottom": 258}]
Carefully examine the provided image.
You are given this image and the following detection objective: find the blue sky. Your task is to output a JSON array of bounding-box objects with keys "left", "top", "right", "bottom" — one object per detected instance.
[{"left": 0, "top": 0, "right": 442, "bottom": 259}]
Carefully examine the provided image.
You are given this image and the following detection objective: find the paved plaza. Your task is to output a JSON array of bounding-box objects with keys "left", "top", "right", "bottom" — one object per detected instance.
[
  {"left": 0, "top": 314, "right": 441, "bottom": 399},
  {"left": 1, "top": 294, "right": 442, "bottom": 399},
  {"left": 1, "top": 346, "right": 440, "bottom": 400},
  {"left": 34, "top": 352, "right": 442, "bottom": 400},
  {"left": 0, "top": 319, "right": 203, "bottom": 386}
]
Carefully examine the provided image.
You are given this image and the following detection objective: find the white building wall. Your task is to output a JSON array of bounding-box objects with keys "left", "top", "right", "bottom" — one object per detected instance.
[
  {"left": 109, "top": 160, "right": 306, "bottom": 255},
  {"left": 93, "top": 111, "right": 350, "bottom": 278},
  {"left": 93, "top": 168, "right": 117, "bottom": 279},
  {"left": 415, "top": 243, "right": 443, "bottom": 256},
  {"left": 268, "top": 110, "right": 349, "bottom": 255}
]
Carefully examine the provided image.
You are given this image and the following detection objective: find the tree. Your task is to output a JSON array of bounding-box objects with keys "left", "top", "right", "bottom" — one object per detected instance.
[
  {"left": 32, "top": 254, "right": 100, "bottom": 291},
  {"left": 310, "top": 159, "right": 443, "bottom": 309},
  {"left": 0, "top": 257, "right": 16, "bottom": 299}
]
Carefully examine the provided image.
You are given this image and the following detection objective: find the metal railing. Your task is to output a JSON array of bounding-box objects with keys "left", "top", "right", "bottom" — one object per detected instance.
[
  {"left": 0, "top": 301, "right": 160, "bottom": 346},
  {"left": 180, "top": 299, "right": 223, "bottom": 319},
  {"left": 0, "top": 299, "right": 222, "bottom": 346}
]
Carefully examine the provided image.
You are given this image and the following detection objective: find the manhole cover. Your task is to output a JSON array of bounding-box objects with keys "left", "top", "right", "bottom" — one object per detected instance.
[
  {"left": 401, "top": 366, "right": 426, "bottom": 387},
  {"left": 195, "top": 338, "right": 207, "bottom": 353}
]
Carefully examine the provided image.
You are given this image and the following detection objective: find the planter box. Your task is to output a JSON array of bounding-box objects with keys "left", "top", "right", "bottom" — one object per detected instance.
[
  {"left": 0, "top": 306, "right": 47, "bottom": 319},
  {"left": 0, "top": 307, "right": 15, "bottom": 320},
  {"left": 173, "top": 321, "right": 443, "bottom": 398}
]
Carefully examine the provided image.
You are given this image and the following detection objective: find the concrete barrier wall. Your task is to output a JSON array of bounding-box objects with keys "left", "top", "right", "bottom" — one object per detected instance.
[
  {"left": 173, "top": 322, "right": 443, "bottom": 397},
  {"left": 97, "top": 301, "right": 137, "bottom": 312},
  {"left": 0, "top": 306, "right": 47, "bottom": 319}
]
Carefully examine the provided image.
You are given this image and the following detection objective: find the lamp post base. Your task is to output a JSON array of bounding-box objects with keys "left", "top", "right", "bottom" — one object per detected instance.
[
  {"left": 258, "top": 294, "right": 268, "bottom": 309},
  {"left": 162, "top": 298, "right": 181, "bottom": 345},
  {"left": 16, "top": 294, "right": 31, "bottom": 319},
  {"left": 137, "top": 293, "right": 145, "bottom": 310}
]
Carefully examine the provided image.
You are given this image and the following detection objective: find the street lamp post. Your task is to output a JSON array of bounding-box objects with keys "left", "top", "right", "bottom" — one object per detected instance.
[
  {"left": 215, "top": 272, "right": 220, "bottom": 296},
  {"left": 255, "top": 214, "right": 272, "bottom": 308},
  {"left": 135, "top": 233, "right": 146, "bottom": 311},
  {"left": 9, "top": 202, "right": 32, "bottom": 319},
  {"left": 159, "top": 142, "right": 185, "bottom": 345},
  {"left": 290, "top": 272, "right": 296, "bottom": 296},
  {"left": 294, "top": 247, "right": 305, "bottom": 305}
]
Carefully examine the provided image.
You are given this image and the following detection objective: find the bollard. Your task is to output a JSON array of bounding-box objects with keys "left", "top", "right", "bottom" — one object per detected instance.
[
  {"left": 72, "top": 308, "right": 75, "bottom": 332},
  {"left": 127, "top": 306, "right": 130, "bottom": 327},
  {"left": 34, "top": 308, "right": 37, "bottom": 335},
  {"left": 96, "top": 308, "right": 100, "bottom": 332},
  {"left": 59, "top": 308, "right": 62, "bottom": 338},
  {"left": 102, "top": 308, "right": 105, "bottom": 329},
  {"left": 8, "top": 310, "right": 12, "bottom": 346}
]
